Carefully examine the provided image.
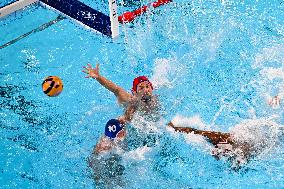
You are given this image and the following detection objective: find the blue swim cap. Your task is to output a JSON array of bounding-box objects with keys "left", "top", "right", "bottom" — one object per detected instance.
[{"left": 105, "top": 119, "right": 124, "bottom": 139}]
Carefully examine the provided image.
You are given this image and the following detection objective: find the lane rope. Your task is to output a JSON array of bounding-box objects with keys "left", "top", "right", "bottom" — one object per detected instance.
[
  {"left": 118, "top": 0, "right": 172, "bottom": 23},
  {"left": 0, "top": 15, "right": 65, "bottom": 49}
]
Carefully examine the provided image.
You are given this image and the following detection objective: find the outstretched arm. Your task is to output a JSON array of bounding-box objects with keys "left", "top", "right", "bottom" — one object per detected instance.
[
  {"left": 93, "top": 136, "right": 113, "bottom": 155},
  {"left": 167, "top": 122, "right": 233, "bottom": 146},
  {"left": 82, "top": 63, "right": 132, "bottom": 104},
  {"left": 122, "top": 103, "right": 137, "bottom": 123}
]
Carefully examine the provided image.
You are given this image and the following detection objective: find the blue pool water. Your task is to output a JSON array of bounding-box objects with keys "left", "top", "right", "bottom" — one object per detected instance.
[{"left": 1, "top": 0, "right": 284, "bottom": 188}]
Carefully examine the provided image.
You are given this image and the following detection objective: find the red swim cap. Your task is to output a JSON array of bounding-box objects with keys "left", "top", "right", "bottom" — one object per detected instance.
[{"left": 132, "top": 76, "right": 153, "bottom": 92}]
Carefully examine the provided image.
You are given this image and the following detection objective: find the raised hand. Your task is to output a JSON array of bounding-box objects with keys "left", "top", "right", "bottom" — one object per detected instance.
[
  {"left": 82, "top": 63, "right": 100, "bottom": 79},
  {"left": 268, "top": 95, "right": 280, "bottom": 108}
]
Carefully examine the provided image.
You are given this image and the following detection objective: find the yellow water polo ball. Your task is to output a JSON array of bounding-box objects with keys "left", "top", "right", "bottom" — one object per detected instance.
[{"left": 42, "top": 76, "right": 63, "bottom": 97}]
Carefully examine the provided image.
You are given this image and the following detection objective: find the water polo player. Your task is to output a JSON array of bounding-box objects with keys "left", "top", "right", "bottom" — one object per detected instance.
[
  {"left": 88, "top": 118, "right": 127, "bottom": 188},
  {"left": 92, "top": 118, "right": 127, "bottom": 155},
  {"left": 82, "top": 63, "right": 159, "bottom": 121}
]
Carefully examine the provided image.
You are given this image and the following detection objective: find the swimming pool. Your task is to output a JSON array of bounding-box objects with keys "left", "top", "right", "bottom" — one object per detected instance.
[{"left": 1, "top": 0, "right": 284, "bottom": 188}]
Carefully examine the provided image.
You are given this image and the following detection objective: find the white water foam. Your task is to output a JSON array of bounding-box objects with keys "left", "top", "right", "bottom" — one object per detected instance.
[
  {"left": 171, "top": 114, "right": 207, "bottom": 130},
  {"left": 251, "top": 44, "right": 284, "bottom": 108},
  {"left": 151, "top": 58, "right": 174, "bottom": 89},
  {"left": 169, "top": 114, "right": 215, "bottom": 153},
  {"left": 150, "top": 57, "right": 185, "bottom": 90},
  {"left": 169, "top": 114, "right": 284, "bottom": 165},
  {"left": 253, "top": 44, "right": 284, "bottom": 71},
  {"left": 130, "top": 113, "right": 164, "bottom": 134},
  {"left": 230, "top": 118, "right": 283, "bottom": 155},
  {"left": 122, "top": 146, "right": 152, "bottom": 162}
]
